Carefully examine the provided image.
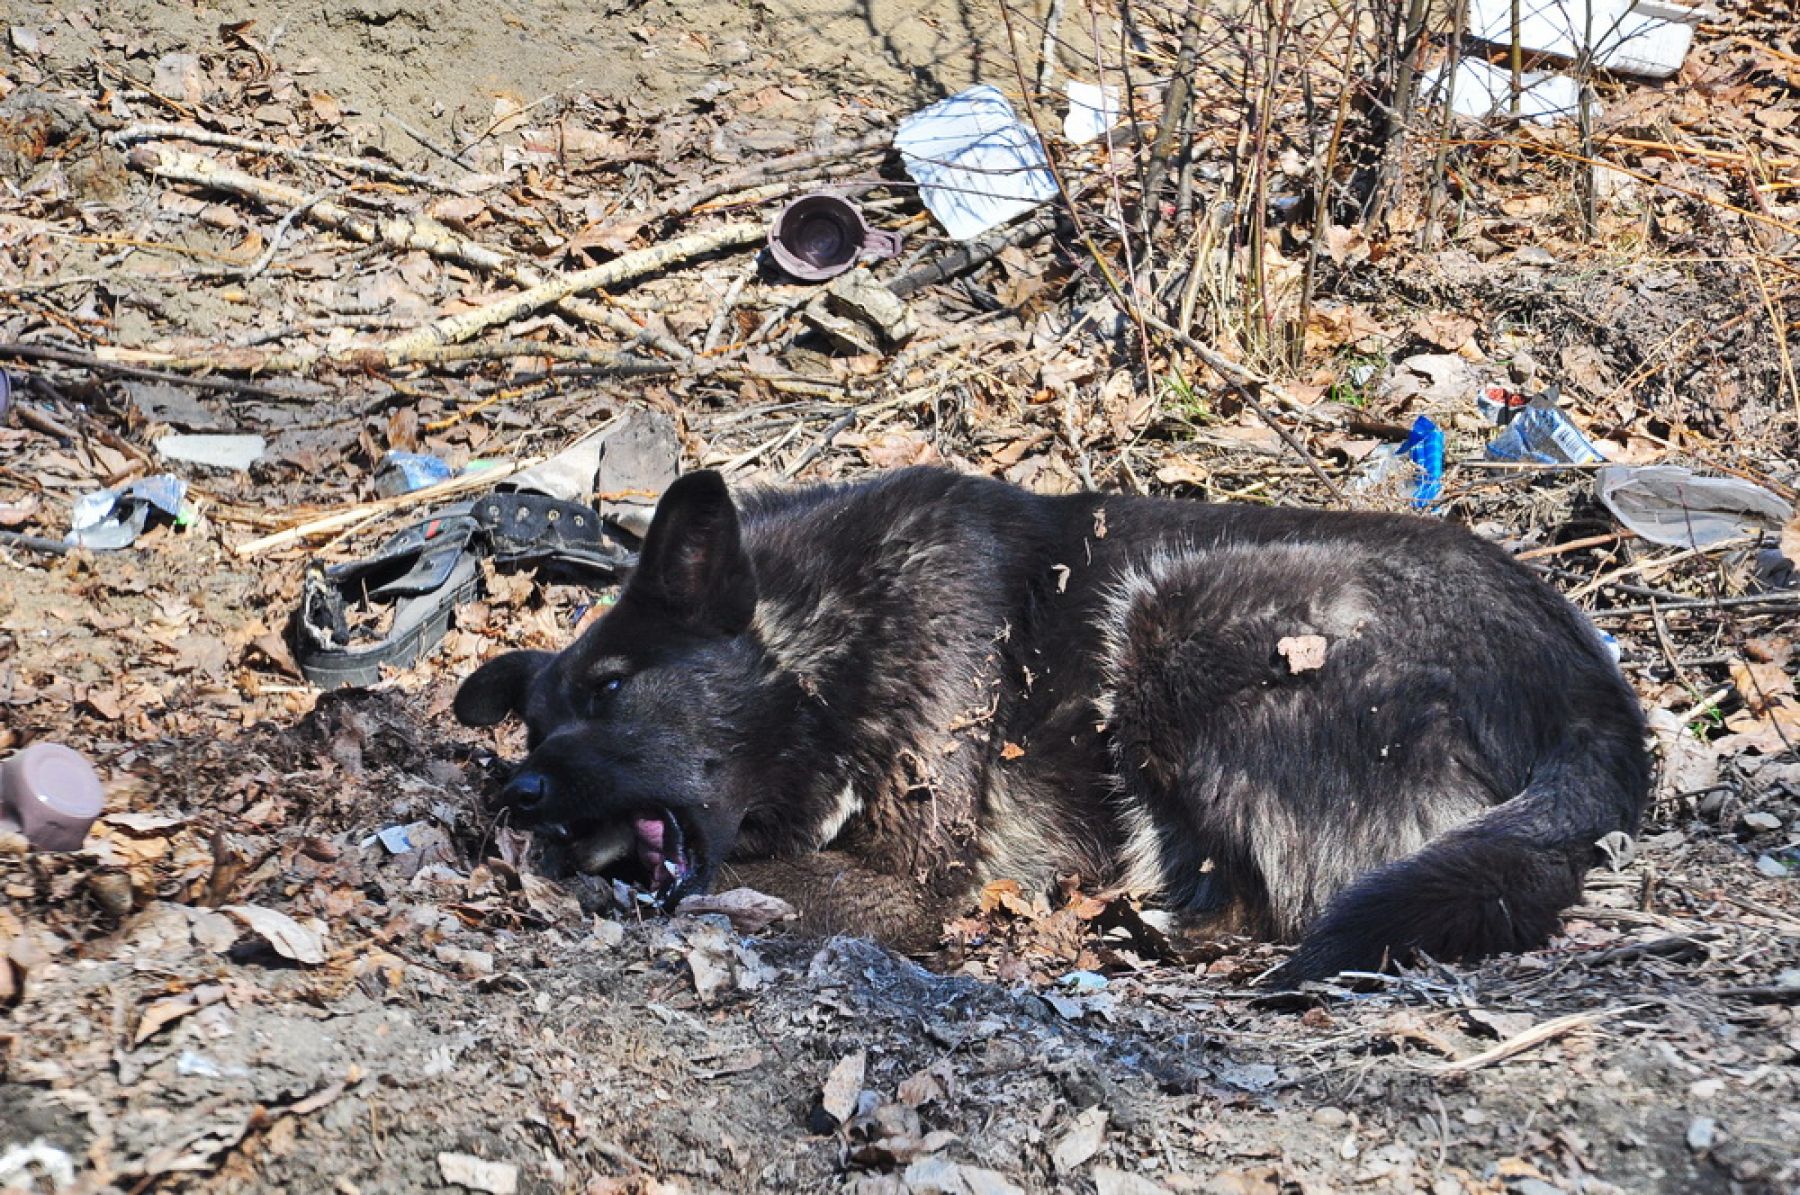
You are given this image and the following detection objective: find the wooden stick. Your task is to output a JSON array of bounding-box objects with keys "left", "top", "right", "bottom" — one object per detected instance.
[
  {"left": 128, "top": 146, "right": 693, "bottom": 359},
  {"left": 0, "top": 530, "right": 68, "bottom": 556},
  {"left": 374, "top": 223, "right": 765, "bottom": 357},
  {"left": 0, "top": 341, "right": 325, "bottom": 399},
  {"left": 1141, "top": 314, "right": 1345, "bottom": 502},
  {"left": 635, "top": 133, "right": 890, "bottom": 233},
  {"left": 1588, "top": 592, "right": 1800, "bottom": 619},
  {"left": 90, "top": 339, "right": 680, "bottom": 377},
  {"left": 234, "top": 458, "right": 532, "bottom": 556},
  {"left": 1595, "top": 133, "right": 1798, "bottom": 171},
  {"left": 1514, "top": 532, "right": 1624, "bottom": 561},
  {"left": 111, "top": 123, "right": 450, "bottom": 189},
  {"left": 1568, "top": 538, "right": 1748, "bottom": 602},
  {"left": 1422, "top": 1005, "right": 1648, "bottom": 1074}
]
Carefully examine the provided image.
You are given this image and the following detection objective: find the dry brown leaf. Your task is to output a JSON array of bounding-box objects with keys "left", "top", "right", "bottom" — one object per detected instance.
[
  {"left": 221, "top": 904, "right": 326, "bottom": 965},
  {"left": 0, "top": 496, "right": 40, "bottom": 528},
  {"left": 820, "top": 1049, "right": 866, "bottom": 1126},
  {"left": 897, "top": 1068, "right": 944, "bottom": 1108},
  {"left": 1200, "top": 1167, "right": 1284, "bottom": 1195},
  {"left": 1321, "top": 224, "right": 1368, "bottom": 263},
  {"left": 675, "top": 887, "right": 796, "bottom": 934},
  {"left": 1051, "top": 1107, "right": 1108, "bottom": 1172},
  {"left": 1410, "top": 313, "right": 1478, "bottom": 352},
  {"left": 1155, "top": 460, "right": 1209, "bottom": 488},
  {"left": 134, "top": 996, "right": 200, "bottom": 1045},
  {"left": 1306, "top": 304, "right": 1387, "bottom": 351}
]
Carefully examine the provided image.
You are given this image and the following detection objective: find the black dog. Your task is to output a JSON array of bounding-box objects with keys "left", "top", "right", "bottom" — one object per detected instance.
[{"left": 455, "top": 467, "right": 1649, "bottom": 984}]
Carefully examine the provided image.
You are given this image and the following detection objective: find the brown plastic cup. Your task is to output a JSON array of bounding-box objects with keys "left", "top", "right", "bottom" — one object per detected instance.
[
  {"left": 766, "top": 193, "right": 903, "bottom": 282},
  {"left": 1, "top": 743, "right": 105, "bottom": 851}
]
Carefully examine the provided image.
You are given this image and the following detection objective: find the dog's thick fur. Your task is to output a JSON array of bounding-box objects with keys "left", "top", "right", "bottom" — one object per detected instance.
[{"left": 455, "top": 467, "right": 1649, "bottom": 985}]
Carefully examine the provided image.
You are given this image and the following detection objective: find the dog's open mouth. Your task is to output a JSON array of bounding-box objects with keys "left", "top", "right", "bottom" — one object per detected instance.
[
  {"left": 548, "top": 807, "right": 698, "bottom": 900},
  {"left": 630, "top": 809, "right": 694, "bottom": 896}
]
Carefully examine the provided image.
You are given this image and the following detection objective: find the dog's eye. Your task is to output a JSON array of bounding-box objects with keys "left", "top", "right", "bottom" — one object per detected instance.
[{"left": 578, "top": 673, "right": 627, "bottom": 717}]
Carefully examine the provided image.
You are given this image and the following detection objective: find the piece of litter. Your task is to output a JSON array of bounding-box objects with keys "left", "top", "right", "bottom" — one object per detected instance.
[
  {"left": 1059, "top": 969, "right": 1109, "bottom": 993},
  {"left": 1595, "top": 465, "right": 1792, "bottom": 550},
  {"left": 0, "top": 1140, "right": 76, "bottom": 1189},
  {"left": 437, "top": 1152, "right": 519, "bottom": 1195},
  {"left": 1402, "top": 415, "right": 1445, "bottom": 507},
  {"left": 374, "top": 450, "right": 454, "bottom": 497},
  {"left": 176, "top": 1049, "right": 222, "bottom": 1077},
  {"left": 895, "top": 85, "right": 1059, "bottom": 241},
  {"left": 766, "top": 192, "right": 902, "bottom": 282},
  {"left": 375, "top": 823, "right": 421, "bottom": 854},
  {"left": 155, "top": 433, "right": 266, "bottom": 472},
  {"left": 1754, "top": 854, "right": 1790, "bottom": 878},
  {"left": 1349, "top": 415, "right": 1445, "bottom": 509},
  {"left": 67, "top": 474, "right": 189, "bottom": 550},
  {"left": 1486, "top": 396, "right": 1603, "bottom": 465},
  {"left": 1595, "top": 830, "right": 1637, "bottom": 870},
  {"left": 1464, "top": 0, "right": 1703, "bottom": 79},
  {"left": 1064, "top": 81, "right": 1122, "bottom": 145},
  {"left": 1421, "top": 59, "right": 1582, "bottom": 125}
]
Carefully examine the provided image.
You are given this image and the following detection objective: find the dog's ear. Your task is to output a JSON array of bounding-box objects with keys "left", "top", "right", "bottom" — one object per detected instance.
[
  {"left": 454, "top": 650, "right": 553, "bottom": 727},
  {"left": 631, "top": 470, "right": 757, "bottom": 635}
]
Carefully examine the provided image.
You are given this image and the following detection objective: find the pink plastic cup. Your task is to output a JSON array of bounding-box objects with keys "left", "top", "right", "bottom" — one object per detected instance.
[{"left": 1, "top": 743, "right": 105, "bottom": 851}]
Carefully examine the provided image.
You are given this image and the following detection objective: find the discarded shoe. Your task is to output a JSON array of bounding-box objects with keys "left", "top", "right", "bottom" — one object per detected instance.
[{"left": 294, "top": 491, "right": 633, "bottom": 688}]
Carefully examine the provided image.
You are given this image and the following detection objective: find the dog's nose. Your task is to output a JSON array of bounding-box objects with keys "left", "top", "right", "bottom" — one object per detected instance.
[{"left": 500, "top": 771, "right": 549, "bottom": 813}]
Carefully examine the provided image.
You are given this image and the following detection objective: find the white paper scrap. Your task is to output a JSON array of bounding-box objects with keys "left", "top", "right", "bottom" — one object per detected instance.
[
  {"left": 895, "top": 85, "right": 1059, "bottom": 241},
  {"left": 1063, "top": 80, "right": 1122, "bottom": 145}
]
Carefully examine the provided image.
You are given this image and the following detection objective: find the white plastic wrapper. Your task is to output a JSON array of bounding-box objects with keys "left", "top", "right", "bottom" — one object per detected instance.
[
  {"left": 1063, "top": 80, "right": 1122, "bottom": 145},
  {"left": 895, "top": 85, "right": 1059, "bottom": 241}
]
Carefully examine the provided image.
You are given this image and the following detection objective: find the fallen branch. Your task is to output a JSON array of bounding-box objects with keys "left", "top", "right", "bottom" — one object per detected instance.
[
  {"left": 112, "top": 122, "right": 450, "bottom": 190},
  {"left": 637, "top": 133, "right": 890, "bottom": 232},
  {"left": 1513, "top": 532, "right": 1624, "bottom": 561},
  {"left": 375, "top": 222, "right": 765, "bottom": 356},
  {"left": 1587, "top": 592, "right": 1800, "bottom": 620},
  {"left": 128, "top": 145, "right": 694, "bottom": 360},
  {"left": 0, "top": 530, "right": 68, "bottom": 556},
  {"left": 890, "top": 211, "right": 1059, "bottom": 299},
  {"left": 1422, "top": 1005, "right": 1648, "bottom": 1074},
  {"left": 90, "top": 339, "right": 681, "bottom": 377},
  {"left": 0, "top": 341, "right": 326, "bottom": 399}
]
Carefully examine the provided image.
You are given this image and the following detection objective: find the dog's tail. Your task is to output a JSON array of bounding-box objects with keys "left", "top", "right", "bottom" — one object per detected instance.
[{"left": 1268, "top": 726, "right": 1648, "bottom": 988}]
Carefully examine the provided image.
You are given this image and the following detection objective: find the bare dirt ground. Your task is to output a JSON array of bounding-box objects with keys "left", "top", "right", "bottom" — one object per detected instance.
[{"left": 3, "top": 0, "right": 1799, "bottom": 1191}]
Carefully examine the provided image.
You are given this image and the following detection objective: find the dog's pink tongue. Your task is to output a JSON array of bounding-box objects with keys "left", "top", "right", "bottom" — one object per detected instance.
[{"left": 634, "top": 816, "right": 666, "bottom": 876}]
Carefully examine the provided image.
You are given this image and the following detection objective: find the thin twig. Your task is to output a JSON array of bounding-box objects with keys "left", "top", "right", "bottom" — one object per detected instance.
[
  {"left": 110, "top": 123, "right": 448, "bottom": 190},
  {"left": 0, "top": 341, "right": 326, "bottom": 400},
  {"left": 1421, "top": 1005, "right": 1649, "bottom": 1074},
  {"left": 1588, "top": 592, "right": 1800, "bottom": 620},
  {"left": 1142, "top": 313, "right": 1346, "bottom": 501},
  {"left": 0, "top": 530, "right": 69, "bottom": 556}
]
